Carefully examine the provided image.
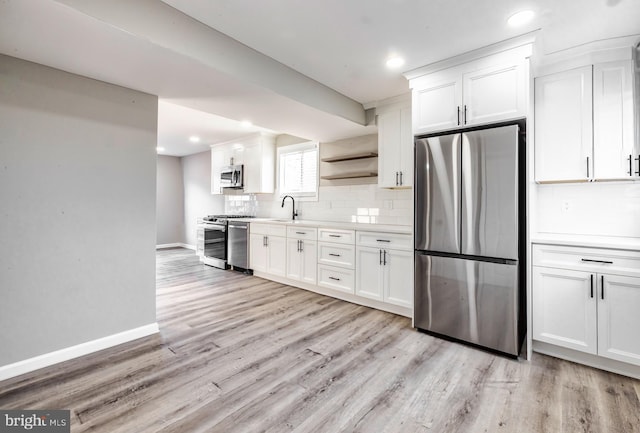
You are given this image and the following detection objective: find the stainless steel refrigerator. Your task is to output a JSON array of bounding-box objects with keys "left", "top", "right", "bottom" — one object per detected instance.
[{"left": 414, "top": 123, "right": 525, "bottom": 357}]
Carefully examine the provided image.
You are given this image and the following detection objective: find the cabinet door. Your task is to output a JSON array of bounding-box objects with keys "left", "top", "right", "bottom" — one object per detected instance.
[
  {"left": 355, "top": 246, "right": 383, "bottom": 301},
  {"left": 384, "top": 248, "right": 413, "bottom": 308},
  {"left": 597, "top": 274, "right": 640, "bottom": 366},
  {"left": 413, "top": 76, "right": 462, "bottom": 134},
  {"left": 398, "top": 106, "right": 413, "bottom": 187},
  {"left": 267, "top": 235, "right": 286, "bottom": 277},
  {"left": 299, "top": 240, "right": 317, "bottom": 285},
  {"left": 593, "top": 60, "right": 638, "bottom": 180},
  {"left": 249, "top": 234, "right": 267, "bottom": 272},
  {"left": 532, "top": 267, "right": 597, "bottom": 354},
  {"left": 286, "top": 238, "right": 303, "bottom": 281},
  {"left": 463, "top": 61, "right": 526, "bottom": 126},
  {"left": 534, "top": 66, "right": 593, "bottom": 182},
  {"left": 377, "top": 110, "right": 402, "bottom": 188}
]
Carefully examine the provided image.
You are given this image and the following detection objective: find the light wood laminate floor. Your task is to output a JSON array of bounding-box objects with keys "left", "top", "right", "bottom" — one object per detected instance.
[{"left": 1, "top": 248, "right": 639, "bottom": 432}]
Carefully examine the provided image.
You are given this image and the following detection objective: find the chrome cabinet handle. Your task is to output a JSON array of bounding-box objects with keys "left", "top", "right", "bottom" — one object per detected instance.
[
  {"left": 399, "top": 171, "right": 403, "bottom": 185},
  {"left": 590, "top": 274, "right": 594, "bottom": 298},
  {"left": 628, "top": 155, "right": 633, "bottom": 176},
  {"left": 601, "top": 275, "right": 605, "bottom": 300},
  {"left": 586, "top": 157, "right": 590, "bottom": 178},
  {"left": 383, "top": 250, "right": 387, "bottom": 266},
  {"left": 395, "top": 172, "right": 399, "bottom": 186},
  {"left": 296, "top": 232, "right": 306, "bottom": 235},
  {"left": 300, "top": 240, "right": 303, "bottom": 252},
  {"left": 379, "top": 249, "right": 382, "bottom": 265},
  {"left": 457, "top": 106, "right": 461, "bottom": 126},
  {"left": 376, "top": 239, "right": 390, "bottom": 243},
  {"left": 265, "top": 236, "right": 269, "bottom": 247},
  {"left": 581, "top": 258, "right": 613, "bottom": 264},
  {"left": 635, "top": 156, "right": 640, "bottom": 176},
  {"left": 329, "top": 234, "right": 341, "bottom": 238},
  {"left": 329, "top": 253, "right": 341, "bottom": 257},
  {"left": 329, "top": 276, "right": 341, "bottom": 281},
  {"left": 463, "top": 105, "right": 468, "bottom": 125}
]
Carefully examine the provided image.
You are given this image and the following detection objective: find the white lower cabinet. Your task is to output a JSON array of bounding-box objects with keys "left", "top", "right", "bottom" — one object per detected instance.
[
  {"left": 251, "top": 222, "right": 413, "bottom": 317},
  {"left": 532, "top": 267, "right": 597, "bottom": 354},
  {"left": 532, "top": 244, "right": 640, "bottom": 368},
  {"left": 597, "top": 274, "right": 640, "bottom": 365},
  {"left": 249, "top": 233, "right": 286, "bottom": 277},
  {"left": 286, "top": 238, "right": 317, "bottom": 284},
  {"left": 355, "top": 246, "right": 413, "bottom": 308},
  {"left": 355, "top": 231, "right": 413, "bottom": 309}
]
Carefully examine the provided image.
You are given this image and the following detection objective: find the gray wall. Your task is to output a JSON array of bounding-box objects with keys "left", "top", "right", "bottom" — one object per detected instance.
[
  {"left": 0, "top": 54, "right": 158, "bottom": 366},
  {"left": 181, "top": 150, "right": 225, "bottom": 247},
  {"left": 156, "top": 155, "right": 185, "bottom": 245}
]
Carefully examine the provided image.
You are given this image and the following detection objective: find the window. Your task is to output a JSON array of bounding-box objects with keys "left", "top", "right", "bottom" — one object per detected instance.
[{"left": 277, "top": 141, "right": 319, "bottom": 199}]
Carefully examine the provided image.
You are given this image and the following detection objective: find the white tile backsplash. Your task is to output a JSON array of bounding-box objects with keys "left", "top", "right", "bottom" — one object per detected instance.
[
  {"left": 535, "top": 182, "right": 640, "bottom": 239},
  {"left": 224, "top": 184, "right": 412, "bottom": 225}
]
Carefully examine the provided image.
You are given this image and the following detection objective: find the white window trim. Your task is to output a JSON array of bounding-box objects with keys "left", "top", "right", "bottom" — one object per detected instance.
[{"left": 276, "top": 141, "right": 319, "bottom": 201}]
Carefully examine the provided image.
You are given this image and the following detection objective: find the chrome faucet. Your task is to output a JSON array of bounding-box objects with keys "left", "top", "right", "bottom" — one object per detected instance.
[{"left": 281, "top": 195, "right": 298, "bottom": 220}]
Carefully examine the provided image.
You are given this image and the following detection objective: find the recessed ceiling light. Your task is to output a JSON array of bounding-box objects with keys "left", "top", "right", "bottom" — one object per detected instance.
[
  {"left": 156, "top": 146, "right": 165, "bottom": 153},
  {"left": 507, "top": 10, "right": 535, "bottom": 27},
  {"left": 189, "top": 136, "right": 200, "bottom": 143},
  {"left": 385, "top": 56, "right": 405, "bottom": 69},
  {"left": 240, "top": 120, "right": 253, "bottom": 128}
]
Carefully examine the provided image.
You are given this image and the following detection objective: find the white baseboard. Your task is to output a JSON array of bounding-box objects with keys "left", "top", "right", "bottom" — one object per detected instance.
[
  {"left": 0, "top": 323, "right": 159, "bottom": 382},
  {"left": 156, "top": 243, "right": 194, "bottom": 250}
]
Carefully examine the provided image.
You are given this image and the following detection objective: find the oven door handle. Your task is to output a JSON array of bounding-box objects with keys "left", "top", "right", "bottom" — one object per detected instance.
[
  {"left": 228, "top": 224, "right": 247, "bottom": 229},
  {"left": 202, "top": 224, "right": 226, "bottom": 232}
]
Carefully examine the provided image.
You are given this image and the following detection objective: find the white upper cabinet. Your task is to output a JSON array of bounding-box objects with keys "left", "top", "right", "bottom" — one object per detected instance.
[
  {"left": 463, "top": 62, "right": 527, "bottom": 126},
  {"left": 593, "top": 60, "right": 639, "bottom": 180},
  {"left": 377, "top": 105, "right": 413, "bottom": 188},
  {"left": 408, "top": 41, "right": 531, "bottom": 136},
  {"left": 534, "top": 38, "right": 640, "bottom": 183},
  {"left": 211, "top": 133, "right": 276, "bottom": 194},
  {"left": 534, "top": 66, "right": 593, "bottom": 182},
  {"left": 412, "top": 76, "right": 461, "bottom": 133}
]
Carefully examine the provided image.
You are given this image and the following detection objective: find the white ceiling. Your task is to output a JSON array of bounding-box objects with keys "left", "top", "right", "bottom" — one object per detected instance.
[
  {"left": 1, "top": 0, "right": 639, "bottom": 156},
  {"left": 158, "top": 101, "right": 276, "bottom": 156}
]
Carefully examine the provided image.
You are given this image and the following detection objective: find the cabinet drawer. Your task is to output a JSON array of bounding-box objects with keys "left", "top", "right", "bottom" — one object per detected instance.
[
  {"left": 318, "top": 229, "right": 355, "bottom": 244},
  {"left": 533, "top": 244, "right": 640, "bottom": 277},
  {"left": 356, "top": 231, "right": 412, "bottom": 250},
  {"left": 250, "top": 223, "right": 287, "bottom": 237},
  {"left": 317, "top": 264, "right": 355, "bottom": 294},
  {"left": 286, "top": 226, "right": 318, "bottom": 240},
  {"left": 318, "top": 242, "right": 355, "bottom": 269}
]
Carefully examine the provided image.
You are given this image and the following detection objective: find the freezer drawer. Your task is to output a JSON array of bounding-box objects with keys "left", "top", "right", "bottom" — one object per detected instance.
[{"left": 414, "top": 254, "right": 520, "bottom": 355}]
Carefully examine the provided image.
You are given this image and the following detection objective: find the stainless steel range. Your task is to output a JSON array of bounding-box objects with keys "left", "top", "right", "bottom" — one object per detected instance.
[{"left": 197, "top": 215, "right": 253, "bottom": 270}]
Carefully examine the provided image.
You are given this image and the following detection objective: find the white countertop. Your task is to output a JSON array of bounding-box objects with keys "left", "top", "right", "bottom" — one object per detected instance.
[
  {"left": 531, "top": 233, "right": 640, "bottom": 252},
  {"left": 233, "top": 218, "right": 412, "bottom": 234}
]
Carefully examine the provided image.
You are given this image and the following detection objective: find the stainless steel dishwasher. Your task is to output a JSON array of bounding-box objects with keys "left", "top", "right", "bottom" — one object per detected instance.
[{"left": 227, "top": 220, "right": 252, "bottom": 273}]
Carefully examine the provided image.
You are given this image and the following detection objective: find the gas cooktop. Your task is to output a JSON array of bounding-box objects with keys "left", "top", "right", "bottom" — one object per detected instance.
[{"left": 203, "top": 215, "right": 254, "bottom": 222}]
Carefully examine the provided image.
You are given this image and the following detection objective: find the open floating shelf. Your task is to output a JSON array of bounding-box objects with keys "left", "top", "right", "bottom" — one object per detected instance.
[
  {"left": 321, "top": 171, "right": 378, "bottom": 180},
  {"left": 321, "top": 152, "right": 378, "bottom": 163}
]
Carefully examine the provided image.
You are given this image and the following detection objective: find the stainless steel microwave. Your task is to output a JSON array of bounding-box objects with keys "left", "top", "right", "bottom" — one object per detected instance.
[{"left": 220, "top": 164, "right": 243, "bottom": 189}]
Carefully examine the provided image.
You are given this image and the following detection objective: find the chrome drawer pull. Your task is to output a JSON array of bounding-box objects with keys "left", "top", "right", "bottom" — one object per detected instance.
[
  {"left": 328, "top": 276, "right": 341, "bottom": 281},
  {"left": 329, "top": 234, "right": 342, "bottom": 238},
  {"left": 376, "top": 239, "right": 391, "bottom": 243},
  {"left": 329, "top": 253, "right": 341, "bottom": 257},
  {"left": 296, "top": 231, "right": 306, "bottom": 234},
  {"left": 581, "top": 258, "right": 613, "bottom": 264}
]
